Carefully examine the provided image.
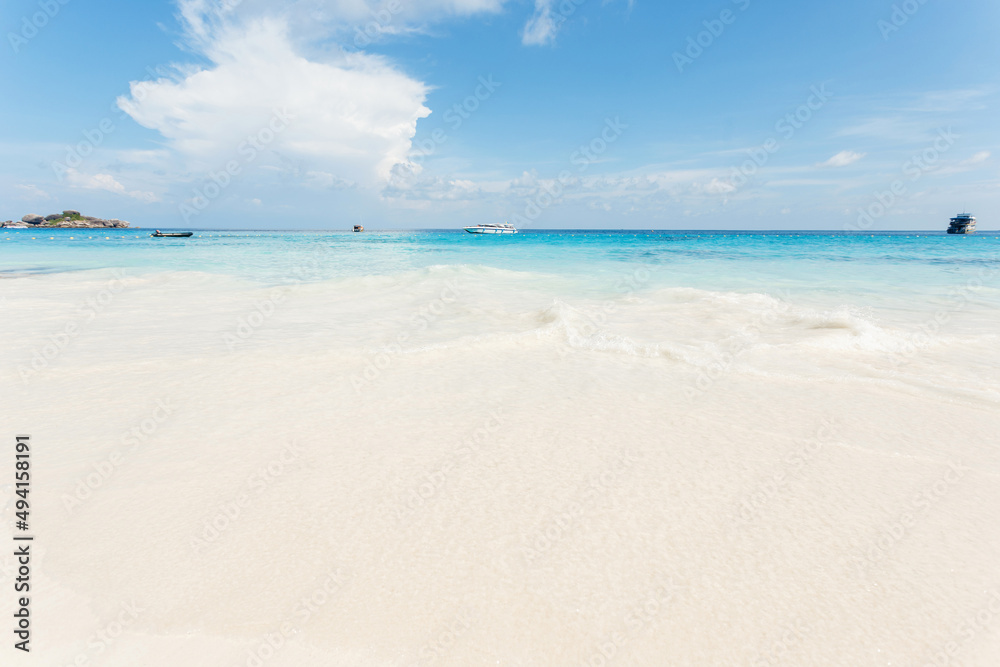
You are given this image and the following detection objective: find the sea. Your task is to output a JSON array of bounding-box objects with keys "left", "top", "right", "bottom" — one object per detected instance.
[{"left": 2, "top": 228, "right": 999, "bottom": 666}]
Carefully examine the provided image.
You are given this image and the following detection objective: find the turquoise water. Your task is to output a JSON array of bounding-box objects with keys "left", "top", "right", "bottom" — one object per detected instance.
[
  {"left": 3, "top": 229, "right": 998, "bottom": 303},
  {"left": 4, "top": 228, "right": 1000, "bottom": 665}
]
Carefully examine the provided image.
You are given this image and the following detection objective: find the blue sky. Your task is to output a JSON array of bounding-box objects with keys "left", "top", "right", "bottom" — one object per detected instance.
[{"left": 1, "top": 0, "right": 997, "bottom": 229}]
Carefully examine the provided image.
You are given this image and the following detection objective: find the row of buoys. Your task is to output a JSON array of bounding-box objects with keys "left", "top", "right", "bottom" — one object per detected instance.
[
  {"left": 4, "top": 235, "right": 108, "bottom": 239},
  {"left": 3, "top": 231, "right": 997, "bottom": 239}
]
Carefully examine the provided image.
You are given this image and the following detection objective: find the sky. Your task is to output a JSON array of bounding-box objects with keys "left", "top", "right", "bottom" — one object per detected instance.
[{"left": 1, "top": 0, "right": 998, "bottom": 230}]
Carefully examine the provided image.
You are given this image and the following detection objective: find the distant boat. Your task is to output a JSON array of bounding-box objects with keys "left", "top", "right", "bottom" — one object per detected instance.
[
  {"left": 354, "top": 225, "right": 364, "bottom": 232},
  {"left": 946, "top": 213, "right": 976, "bottom": 234},
  {"left": 464, "top": 222, "right": 517, "bottom": 235},
  {"left": 151, "top": 231, "right": 194, "bottom": 237}
]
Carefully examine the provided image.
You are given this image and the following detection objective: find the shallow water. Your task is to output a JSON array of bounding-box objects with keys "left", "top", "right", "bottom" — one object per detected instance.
[{"left": 1, "top": 229, "right": 999, "bottom": 665}]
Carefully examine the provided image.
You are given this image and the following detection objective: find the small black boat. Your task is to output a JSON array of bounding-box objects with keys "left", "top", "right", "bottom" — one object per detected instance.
[{"left": 151, "top": 230, "right": 194, "bottom": 237}]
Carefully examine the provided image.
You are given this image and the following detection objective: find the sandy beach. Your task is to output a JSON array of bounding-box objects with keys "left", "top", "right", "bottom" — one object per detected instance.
[{"left": 3, "top": 231, "right": 999, "bottom": 665}]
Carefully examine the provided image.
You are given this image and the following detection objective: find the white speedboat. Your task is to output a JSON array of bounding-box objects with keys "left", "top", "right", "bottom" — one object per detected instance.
[{"left": 463, "top": 222, "right": 517, "bottom": 234}]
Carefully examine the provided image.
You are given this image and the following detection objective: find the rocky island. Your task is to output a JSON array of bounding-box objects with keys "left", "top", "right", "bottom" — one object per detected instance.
[{"left": 1, "top": 211, "right": 130, "bottom": 229}]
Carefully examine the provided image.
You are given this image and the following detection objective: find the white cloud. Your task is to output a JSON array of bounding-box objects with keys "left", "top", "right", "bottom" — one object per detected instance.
[
  {"left": 934, "top": 150, "right": 992, "bottom": 176},
  {"left": 65, "top": 169, "right": 159, "bottom": 202},
  {"left": 211, "top": 0, "right": 508, "bottom": 29},
  {"left": 819, "top": 150, "right": 865, "bottom": 167},
  {"left": 384, "top": 161, "right": 486, "bottom": 201},
  {"left": 119, "top": 15, "right": 431, "bottom": 185},
  {"left": 174, "top": 0, "right": 510, "bottom": 56},
  {"left": 703, "top": 177, "right": 736, "bottom": 194},
  {"left": 111, "top": 149, "right": 173, "bottom": 165},
  {"left": 521, "top": 0, "right": 627, "bottom": 46},
  {"left": 14, "top": 184, "right": 52, "bottom": 200},
  {"left": 522, "top": 0, "right": 558, "bottom": 46},
  {"left": 964, "top": 150, "right": 990, "bottom": 165},
  {"left": 386, "top": 163, "right": 761, "bottom": 210},
  {"left": 109, "top": 0, "right": 625, "bottom": 211},
  {"left": 305, "top": 170, "right": 357, "bottom": 190},
  {"left": 836, "top": 89, "right": 989, "bottom": 142}
]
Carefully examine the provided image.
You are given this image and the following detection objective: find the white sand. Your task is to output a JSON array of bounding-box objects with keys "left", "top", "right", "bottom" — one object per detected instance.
[{"left": 2, "top": 266, "right": 999, "bottom": 666}]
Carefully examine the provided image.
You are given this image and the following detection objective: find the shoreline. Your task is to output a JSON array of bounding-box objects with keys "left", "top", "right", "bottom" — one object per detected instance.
[
  {"left": 4, "top": 251, "right": 998, "bottom": 665},
  {"left": 3, "top": 227, "right": 996, "bottom": 234}
]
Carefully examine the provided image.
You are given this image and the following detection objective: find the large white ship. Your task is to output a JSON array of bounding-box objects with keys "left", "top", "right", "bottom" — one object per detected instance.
[
  {"left": 463, "top": 222, "right": 518, "bottom": 234},
  {"left": 946, "top": 212, "right": 976, "bottom": 234}
]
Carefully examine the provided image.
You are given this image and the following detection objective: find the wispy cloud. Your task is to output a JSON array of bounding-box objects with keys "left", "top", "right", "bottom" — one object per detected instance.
[
  {"left": 14, "top": 184, "right": 52, "bottom": 200},
  {"left": 818, "top": 150, "right": 866, "bottom": 167},
  {"left": 522, "top": 0, "right": 558, "bottom": 46},
  {"left": 964, "top": 150, "right": 990, "bottom": 165},
  {"left": 836, "top": 88, "right": 992, "bottom": 142},
  {"left": 934, "top": 150, "right": 992, "bottom": 176},
  {"left": 66, "top": 168, "right": 159, "bottom": 202}
]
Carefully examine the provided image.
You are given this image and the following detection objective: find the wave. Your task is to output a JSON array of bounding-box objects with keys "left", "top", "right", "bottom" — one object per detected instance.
[{"left": 6, "top": 264, "right": 998, "bottom": 402}]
